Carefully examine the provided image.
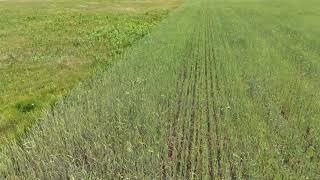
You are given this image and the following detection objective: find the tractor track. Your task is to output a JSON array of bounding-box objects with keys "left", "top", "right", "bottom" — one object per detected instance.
[
  {"left": 166, "top": 0, "right": 228, "bottom": 178},
  {"left": 167, "top": 27, "right": 197, "bottom": 162},
  {"left": 180, "top": 27, "right": 201, "bottom": 178},
  {"left": 204, "top": 9, "right": 215, "bottom": 179},
  {"left": 165, "top": 26, "right": 198, "bottom": 178},
  {"left": 175, "top": 61, "right": 194, "bottom": 177},
  {"left": 207, "top": 6, "right": 239, "bottom": 179},
  {"left": 185, "top": 25, "right": 202, "bottom": 179},
  {"left": 207, "top": 15, "right": 223, "bottom": 180},
  {"left": 164, "top": 24, "right": 201, "bottom": 178}
]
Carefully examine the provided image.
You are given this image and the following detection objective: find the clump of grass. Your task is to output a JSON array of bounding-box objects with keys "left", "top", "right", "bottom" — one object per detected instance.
[{"left": 15, "top": 100, "right": 37, "bottom": 113}]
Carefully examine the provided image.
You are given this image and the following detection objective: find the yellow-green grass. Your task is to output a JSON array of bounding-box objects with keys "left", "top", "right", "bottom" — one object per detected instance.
[{"left": 0, "top": 0, "right": 181, "bottom": 140}]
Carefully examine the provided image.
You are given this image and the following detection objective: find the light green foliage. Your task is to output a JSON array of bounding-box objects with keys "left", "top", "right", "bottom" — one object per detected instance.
[
  {"left": 0, "top": 0, "right": 319, "bottom": 179},
  {"left": 0, "top": 0, "right": 176, "bottom": 139}
]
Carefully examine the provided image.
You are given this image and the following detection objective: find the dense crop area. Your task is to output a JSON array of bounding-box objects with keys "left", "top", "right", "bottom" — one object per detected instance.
[
  {"left": 1, "top": 0, "right": 319, "bottom": 179},
  {"left": 0, "top": 0, "right": 180, "bottom": 139}
]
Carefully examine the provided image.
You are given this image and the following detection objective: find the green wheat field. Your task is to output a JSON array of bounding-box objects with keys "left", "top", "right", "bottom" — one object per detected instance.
[{"left": 0, "top": 0, "right": 319, "bottom": 179}]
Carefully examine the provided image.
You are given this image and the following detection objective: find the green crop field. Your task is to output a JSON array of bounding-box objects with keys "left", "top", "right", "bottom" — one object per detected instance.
[
  {"left": 0, "top": 0, "right": 180, "bottom": 139},
  {"left": 1, "top": 0, "right": 320, "bottom": 179}
]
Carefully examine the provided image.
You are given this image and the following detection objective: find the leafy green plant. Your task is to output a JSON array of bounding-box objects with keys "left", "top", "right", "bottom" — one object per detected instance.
[{"left": 15, "top": 100, "right": 37, "bottom": 113}]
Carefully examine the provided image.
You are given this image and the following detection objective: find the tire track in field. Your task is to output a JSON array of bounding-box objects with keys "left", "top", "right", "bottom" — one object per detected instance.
[
  {"left": 164, "top": 23, "right": 201, "bottom": 178},
  {"left": 165, "top": 26, "right": 198, "bottom": 178},
  {"left": 185, "top": 26, "right": 202, "bottom": 179},
  {"left": 166, "top": 0, "right": 226, "bottom": 178},
  {"left": 192, "top": 25, "right": 206, "bottom": 178},
  {"left": 180, "top": 27, "right": 201, "bottom": 178},
  {"left": 204, "top": 0, "right": 223, "bottom": 178},
  {"left": 207, "top": 5, "right": 237, "bottom": 179},
  {"left": 207, "top": 17, "right": 223, "bottom": 180},
  {"left": 204, "top": 5, "right": 215, "bottom": 178},
  {"left": 171, "top": 22, "right": 204, "bottom": 179},
  {"left": 167, "top": 27, "right": 197, "bottom": 163},
  {"left": 175, "top": 57, "right": 194, "bottom": 177}
]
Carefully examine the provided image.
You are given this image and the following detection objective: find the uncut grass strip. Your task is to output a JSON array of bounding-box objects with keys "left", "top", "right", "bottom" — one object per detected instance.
[
  {"left": 218, "top": 6, "right": 318, "bottom": 177},
  {"left": 230, "top": 6, "right": 319, "bottom": 87},
  {"left": 212, "top": 5, "right": 276, "bottom": 178},
  {"left": 228, "top": 6, "right": 320, "bottom": 116},
  {"left": 234, "top": 6, "right": 320, "bottom": 58}
]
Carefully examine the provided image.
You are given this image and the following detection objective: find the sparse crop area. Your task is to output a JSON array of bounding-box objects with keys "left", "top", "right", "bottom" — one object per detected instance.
[
  {"left": 1, "top": 0, "right": 320, "bottom": 179},
  {"left": 0, "top": 0, "right": 180, "bottom": 139}
]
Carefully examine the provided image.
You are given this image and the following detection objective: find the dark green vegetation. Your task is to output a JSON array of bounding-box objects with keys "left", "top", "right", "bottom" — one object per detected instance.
[
  {"left": 1, "top": 0, "right": 320, "bottom": 178},
  {"left": 0, "top": 0, "right": 180, "bottom": 139}
]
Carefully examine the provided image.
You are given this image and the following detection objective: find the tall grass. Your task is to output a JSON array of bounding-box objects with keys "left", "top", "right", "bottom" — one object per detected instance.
[
  {"left": 0, "top": 1, "right": 199, "bottom": 178},
  {"left": 1, "top": 0, "right": 319, "bottom": 178}
]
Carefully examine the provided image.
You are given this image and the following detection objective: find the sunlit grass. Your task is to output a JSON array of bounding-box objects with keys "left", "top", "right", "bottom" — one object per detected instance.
[{"left": 0, "top": 0, "right": 319, "bottom": 178}]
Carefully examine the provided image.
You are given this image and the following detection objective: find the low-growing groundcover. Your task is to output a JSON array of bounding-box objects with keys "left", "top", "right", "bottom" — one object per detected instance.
[
  {"left": 1, "top": 0, "right": 320, "bottom": 179},
  {"left": 0, "top": 0, "right": 180, "bottom": 140}
]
